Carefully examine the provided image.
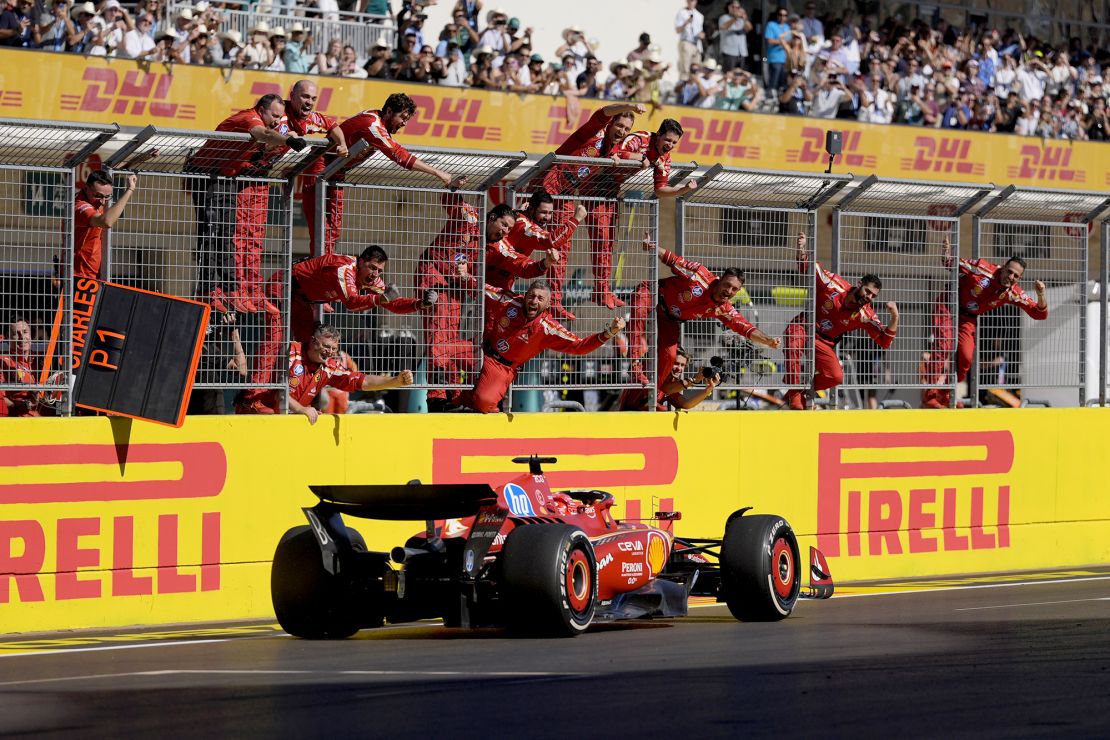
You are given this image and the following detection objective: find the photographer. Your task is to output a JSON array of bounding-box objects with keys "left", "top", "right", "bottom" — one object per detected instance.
[
  {"left": 810, "top": 73, "right": 848, "bottom": 118},
  {"left": 659, "top": 348, "right": 720, "bottom": 411},
  {"left": 779, "top": 70, "right": 811, "bottom": 115},
  {"left": 717, "top": 0, "right": 750, "bottom": 72}
]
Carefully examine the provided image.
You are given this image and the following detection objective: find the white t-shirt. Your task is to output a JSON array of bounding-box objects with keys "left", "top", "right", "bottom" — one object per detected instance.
[{"left": 121, "top": 29, "right": 155, "bottom": 58}]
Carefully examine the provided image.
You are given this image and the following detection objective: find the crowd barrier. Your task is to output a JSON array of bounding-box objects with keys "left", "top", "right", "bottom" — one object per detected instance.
[
  {"left": 2, "top": 408, "right": 1109, "bottom": 633},
  {"left": 0, "top": 118, "right": 1108, "bottom": 414}
]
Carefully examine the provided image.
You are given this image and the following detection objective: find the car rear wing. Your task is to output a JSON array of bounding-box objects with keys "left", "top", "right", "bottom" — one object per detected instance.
[{"left": 309, "top": 482, "right": 498, "bottom": 520}]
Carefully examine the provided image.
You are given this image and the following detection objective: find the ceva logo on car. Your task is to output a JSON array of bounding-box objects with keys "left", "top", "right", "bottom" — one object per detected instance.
[{"left": 504, "top": 483, "right": 536, "bottom": 517}]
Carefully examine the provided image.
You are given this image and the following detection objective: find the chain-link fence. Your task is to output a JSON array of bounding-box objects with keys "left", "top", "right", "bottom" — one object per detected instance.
[
  {"left": 504, "top": 154, "right": 696, "bottom": 409},
  {"left": 677, "top": 166, "right": 850, "bottom": 410},
  {"left": 971, "top": 187, "right": 1110, "bottom": 408},
  {"left": 99, "top": 125, "right": 327, "bottom": 413},
  {"left": 0, "top": 119, "right": 117, "bottom": 417},
  {"left": 317, "top": 143, "right": 525, "bottom": 411},
  {"left": 832, "top": 177, "right": 992, "bottom": 409}
]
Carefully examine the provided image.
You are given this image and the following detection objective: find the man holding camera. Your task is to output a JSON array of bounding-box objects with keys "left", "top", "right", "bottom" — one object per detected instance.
[
  {"left": 717, "top": 1, "right": 751, "bottom": 72},
  {"left": 783, "top": 232, "right": 899, "bottom": 410},
  {"left": 639, "top": 347, "right": 720, "bottom": 411},
  {"left": 619, "top": 235, "right": 780, "bottom": 410}
]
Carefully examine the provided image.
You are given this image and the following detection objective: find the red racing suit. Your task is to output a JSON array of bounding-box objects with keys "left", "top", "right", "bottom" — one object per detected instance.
[
  {"left": 505, "top": 210, "right": 580, "bottom": 314},
  {"left": 416, "top": 193, "right": 482, "bottom": 402},
  {"left": 187, "top": 107, "right": 289, "bottom": 307},
  {"left": 74, "top": 192, "right": 105, "bottom": 280},
  {"left": 252, "top": 341, "right": 368, "bottom": 413},
  {"left": 542, "top": 109, "right": 633, "bottom": 306},
  {"left": 285, "top": 107, "right": 339, "bottom": 256},
  {"left": 460, "top": 286, "right": 612, "bottom": 413},
  {"left": 252, "top": 253, "right": 421, "bottom": 388},
  {"left": 312, "top": 109, "right": 418, "bottom": 255},
  {"left": 620, "top": 248, "right": 757, "bottom": 409},
  {"left": 485, "top": 237, "right": 549, "bottom": 292},
  {"left": 921, "top": 288, "right": 954, "bottom": 408},
  {"left": 0, "top": 351, "right": 39, "bottom": 417},
  {"left": 919, "top": 257, "right": 1048, "bottom": 407},
  {"left": 783, "top": 253, "right": 896, "bottom": 409}
]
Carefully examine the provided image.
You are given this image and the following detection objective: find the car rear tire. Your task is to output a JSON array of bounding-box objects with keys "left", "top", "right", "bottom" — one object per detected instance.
[
  {"left": 501, "top": 524, "right": 597, "bottom": 637},
  {"left": 720, "top": 513, "right": 801, "bottom": 622},
  {"left": 271, "top": 525, "right": 372, "bottom": 639}
]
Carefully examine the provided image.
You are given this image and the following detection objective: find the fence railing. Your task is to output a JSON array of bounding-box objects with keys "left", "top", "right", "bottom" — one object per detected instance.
[{"left": 1, "top": 117, "right": 1107, "bottom": 417}]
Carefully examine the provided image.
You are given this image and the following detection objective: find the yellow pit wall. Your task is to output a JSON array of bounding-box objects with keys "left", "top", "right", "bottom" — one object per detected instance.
[{"left": 1, "top": 408, "right": 1108, "bottom": 634}]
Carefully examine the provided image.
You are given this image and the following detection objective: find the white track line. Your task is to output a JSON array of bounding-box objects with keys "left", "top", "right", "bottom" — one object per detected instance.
[
  {"left": 955, "top": 596, "right": 1110, "bottom": 611},
  {"left": 0, "top": 668, "right": 564, "bottom": 688},
  {"left": 825, "top": 574, "right": 1110, "bottom": 599}
]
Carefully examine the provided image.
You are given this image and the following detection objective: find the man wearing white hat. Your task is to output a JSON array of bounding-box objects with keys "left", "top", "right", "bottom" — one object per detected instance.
[
  {"left": 210, "top": 27, "right": 244, "bottom": 66},
  {"left": 96, "top": 0, "right": 132, "bottom": 56},
  {"left": 169, "top": 6, "right": 195, "bottom": 62},
  {"left": 283, "top": 21, "right": 312, "bottom": 73},
  {"left": 120, "top": 10, "right": 157, "bottom": 59},
  {"left": 554, "top": 25, "right": 589, "bottom": 82},
  {"left": 68, "top": 1, "right": 102, "bottom": 54}
]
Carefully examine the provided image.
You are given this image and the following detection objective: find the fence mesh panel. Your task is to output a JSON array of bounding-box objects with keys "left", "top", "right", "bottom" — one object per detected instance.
[{"left": 677, "top": 168, "right": 846, "bottom": 410}]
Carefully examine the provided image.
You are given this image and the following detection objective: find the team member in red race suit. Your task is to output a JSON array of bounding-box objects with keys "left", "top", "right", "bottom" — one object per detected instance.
[
  {"left": 460, "top": 280, "right": 626, "bottom": 413},
  {"left": 484, "top": 202, "right": 560, "bottom": 292},
  {"left": 505, "top": 190, "right": 586, "bottom": 319},
  {"left": 619, "top": 235, "right": 780, "bottom": 410},
  {"left": 416, "top": 192, "right": 482, "bottom": 411},
  {"left": 74, "top": 170, "right": 138, "bottom": 280},
  {"left": 921, "top": 235, "right": 955, "bottom": 408},
  {"left": 283, "top": 80, "right": 348, "bottom": 256},
  {"left": 243, "top": 324, "right": 414, "bottom": 421},
  {"left": 927, "top": 236, "right": 1048, "bottom": 408},
  {"left": 783, "top": 232, "right": 900, "bottom": 410},
  {"left": 188, "top": 94, "right": 307, "bottom": 315},
  {"left": 239, "top": 245, "right": 431, "bottom": 414},
  {"left": 317, "top": 93, "right": 465, "bottom": 255},
  {"left": 541, "top": 102, "right": 645, "bottom": 310},
  {"left": 0, "top": 317, "right": 39, "bottom": 417}
]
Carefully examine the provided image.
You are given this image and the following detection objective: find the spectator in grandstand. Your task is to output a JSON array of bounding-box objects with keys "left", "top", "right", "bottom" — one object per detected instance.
[
  {"left": 120, "top": 11, "right": 156, "bottom": 59},
  {"left": 476, "top": 7, "right": 509, "bottom": 57},
  {"left": 800, "top": 2, "right": 823, "bottom": 44},
  {"left": 627, "top": 32, "right": 651, "bottom": 64},
  {"left": 763, "top": 6, "right": 791, "bottom": 93},
  {"left": 620, "top": 235, "right": 779, "bottom": 411},
  {"left": 693, "top": 58, "right": 722, "bottom": 108},
  {"left": 94, "top": 0, "right": 131, "bottom": 56},
  {"left": 459, "top": 280, "right": 625, "bottom": 414},
  {"left": 240, "top": 245, "right": 432, "bottom": 415},
  {"left": 717, "top": 1, "right": 750, "bottom": 73},
  {"left": 363, "top": 39, "right": 391, "bottom": 78},
  {"left": 284, "top": 22, "right": 312, "bottom": 73},
  {"left": 186, "top": 94, "right": 304, "bottom": 314},
  {"left": 810, "top": 73, "right": 849, "bottom": 118},
  {"left": 315, "top": 93, "right": 464, "bottom": 254},
  {"left": 150, "top": 27, "right": 182, "bottom": 62},
  {"left": 715, "top": 67, "right": 763, "bottom": 111},
  {"left": 555, "top": 24, "right": 589, "bottom": 82},
  {"left": 674, "top": 0, "right": 703, "bottom": 78},
  {"left": 0, "top": 0, "right": 35, "bottom": 48},
  {"left": 74, "top": 170, "right": 138, "bottom": 281},
  {"left": 1087, "top": 96, "right": 1109, "bottom": 140},
  {"left": 779, "top": 69, "right": 811, "bottom": 115},
  {"left": 314, "top": 37, "right": 342, "bottom": 74},
  {"left": 240, "top": 324, "right": 413, "bottom": 421},
  {"left": 211, "top": 28, "right": 245, "bottom": 66},
  {"left": 783, "top": 233, "right": 898, "bottom": 410},
  {"left": 576, "top": 54, "right": 602, "bottom": 98},
  {"left": 38, "top": 0, "right": 75, "bottom": 52},
  {"left": 0, "top": 316, "right": 40, "bottom": 417},
  {"left": 441, "top": 7, "right": 478, "bottom": 61},
  {"left": 470, "top": 45, "right": 498, "bottom": 88},
  {"left": 441, "top": 42, "right": 469, "bottom": 85},
  {"left": 66, "top": 1, "right": 103, "bottom": 54}
]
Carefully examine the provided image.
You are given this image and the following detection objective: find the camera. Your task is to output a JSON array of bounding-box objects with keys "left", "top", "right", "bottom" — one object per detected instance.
[{"left": 700, "top": 355, "right": 728, "bottom": 384}]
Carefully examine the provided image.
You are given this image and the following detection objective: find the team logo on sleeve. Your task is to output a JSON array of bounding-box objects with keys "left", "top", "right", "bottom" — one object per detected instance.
[
  {"left": 819, "top": 319, "right": 834, "bottom": 332},
  {"left": 680, "top": 290, "right": 693, "bottom": 302},
  {"left": 507, "top": 307, "right": 518, "bottom": 318},
  {"left": 496, "top": 339, "right": 510, "bottom": 354},
  {"left": 577, "top": 166, "right": 591, "bottom": 178},
  {"left": 292, "top": 363, "right": 305, "bottom": 376},
  {"left": 454, "top": 252, "right": 467, "bottom": 262},
  {"left": 966, "top": 301, "right": 979, "bottom": 312},
  {"left": 691, "top": 286, "right": 703, "bottom": 297}
]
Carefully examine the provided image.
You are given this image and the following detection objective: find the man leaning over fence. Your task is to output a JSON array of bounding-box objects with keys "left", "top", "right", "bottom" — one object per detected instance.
[
  {"left": 783, "top": 232, "right": 899, "bottom": 410},
  {"left": 284, "top": 79, "right": 348, "bottom": 257},
  {"left": 185, "top": 93, "right": 308, "bottom": 316},
  {"left": 315, "top": 92, "right": 466, "bottom": 255},
  {"left": 926, "top": 236, "right": 1048, "bottom": 409}
]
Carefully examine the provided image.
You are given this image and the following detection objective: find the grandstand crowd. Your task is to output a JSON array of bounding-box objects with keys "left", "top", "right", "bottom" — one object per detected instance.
[{"left": 2, "top": 0, "right": 1108, "bottom": 139}]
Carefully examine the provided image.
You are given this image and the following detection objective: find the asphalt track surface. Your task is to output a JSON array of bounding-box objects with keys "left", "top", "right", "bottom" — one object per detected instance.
[{"left": 2, "top": 570, "right": 1109, "bottom": 739}]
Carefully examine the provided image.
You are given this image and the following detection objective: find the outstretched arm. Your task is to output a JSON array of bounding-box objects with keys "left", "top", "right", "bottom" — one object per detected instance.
[{"left": 88, "top": 174, "right": 137, "bottom": 229}]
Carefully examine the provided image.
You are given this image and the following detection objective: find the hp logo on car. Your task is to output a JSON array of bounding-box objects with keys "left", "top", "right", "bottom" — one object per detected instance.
[{"left": 504, "top": 483, "right": 536, "bottom": 517}]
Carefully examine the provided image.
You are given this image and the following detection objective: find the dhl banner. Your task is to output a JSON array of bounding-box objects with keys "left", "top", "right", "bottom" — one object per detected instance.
[
  {"left": 1, "top": 408, "right": 1110, "bottom": 634},
  {"left": 1, "top": 48, "right": 1108, "bottom": 188}
]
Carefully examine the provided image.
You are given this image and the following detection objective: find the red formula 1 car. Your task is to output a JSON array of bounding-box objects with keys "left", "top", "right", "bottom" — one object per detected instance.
[{"left": 271, "top": 456, "right": 834, "bottom": 638}]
